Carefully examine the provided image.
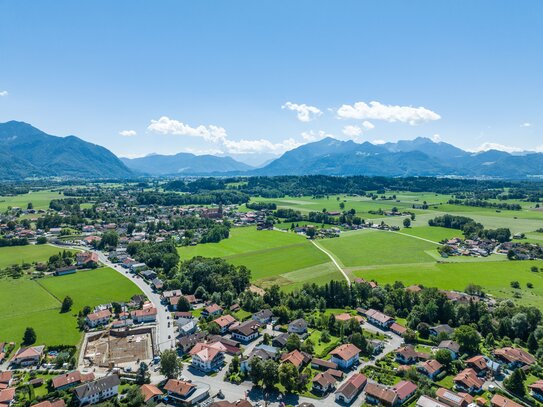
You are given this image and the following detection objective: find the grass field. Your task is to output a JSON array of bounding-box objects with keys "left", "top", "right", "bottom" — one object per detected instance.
[
  {"left": 0, "top": 190, "right": 63, "bottom": 211},
  {"left": 318, "top": 229, "right": 437, "bottom": 268},
  {"left": 0, "top": 244, "right": 75, "bottom": 269},
  {"left": 0, "top": 267, "right": 141, "bottom": 346},
  {"left": 178, "top": 227, "right": 342, "bottom": 290},
  {"left": 353, "top": 260, "right": 543, "bottom": 308}
]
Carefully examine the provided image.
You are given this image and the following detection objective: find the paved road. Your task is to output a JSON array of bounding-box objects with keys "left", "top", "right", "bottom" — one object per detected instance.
[
  {"left": 93, "top": 250, "right": 176, "bottom": 352},
  {"left": 48, "top": 244, "right": 175, "bottom": 353}
]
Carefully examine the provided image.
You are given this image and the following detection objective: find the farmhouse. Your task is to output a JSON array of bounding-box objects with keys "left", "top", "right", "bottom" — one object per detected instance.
[
  {"left": 329, "top": 343, "right": 360, "bottom": 369},
  {"left": 202, "top": 303, "right": 223, "bottom": 317},
  {"left": 76, "top": 251, "right": 99, "bottom": 267},
  {"left": 334, "top": 373, "right": 367, "bottom": 404},
  {"left": 10, "top": 345, "right": 44, "bottom": 366},
  {"left": 73, "top": 374, "right": 121, "bottom": 406}
]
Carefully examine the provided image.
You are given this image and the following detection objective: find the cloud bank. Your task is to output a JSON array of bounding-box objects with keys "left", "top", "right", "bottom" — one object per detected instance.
[{"left": 337, "top": 101, "right": 441, "bottom": 125}]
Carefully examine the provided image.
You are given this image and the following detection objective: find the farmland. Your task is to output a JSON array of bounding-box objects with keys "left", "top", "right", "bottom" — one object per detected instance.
[
  {"left": 178, "top": 227, "right": 341, "bottom": 290},
  {"left": 0, "top": 244, "right": 75, "bottom": 269},
  {"left": 0, "top": 267, "right": 141, "bottom": 346},
  {"left": 0, "top": 190, "right": 62, "bottom": 211}
]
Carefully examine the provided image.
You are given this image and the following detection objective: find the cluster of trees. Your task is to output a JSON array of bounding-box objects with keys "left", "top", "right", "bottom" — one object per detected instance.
[
  {"left": 428, "top": 215, "right": 511, "bottom": 242},
  {"left": 136, "top": 190, "right": 249, "bottom": 206},
  {"left": 246, "top": 201, "right": 277, "bottom": 210},
  {"left": 164, "top": 257, "right": 251, "bottom": 298},
  {"left": 127, "top": 239, "right": 180, "bottom": 274},
  {"left": 47, "top": 250, "right": 75, "bottom": 270},
  {"left": 0, "top": 237, "right": 29, "bottom": 247},
  {"left": 200, "top": 224, "right": 230, "bottom": 243},
  {"left": 447, "top": 198, "right": 521, "bottom": 211}
]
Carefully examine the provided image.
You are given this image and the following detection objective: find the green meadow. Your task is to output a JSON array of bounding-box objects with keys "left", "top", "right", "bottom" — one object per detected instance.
[
  {"left": 0, "top": 267, "right": 141, "bottom": 346},
  {"left": 0, "top": 190, "right": 63, "bottom": 211},
  {"left": 0, "top": 244, "right": 76, "bottom": 269},
  {"left": 178, "top": 227, "right": 342, "bottom": 290}
]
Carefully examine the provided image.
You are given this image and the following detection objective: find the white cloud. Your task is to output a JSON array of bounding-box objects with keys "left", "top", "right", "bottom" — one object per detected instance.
[
  {"left": 521, "top": 122, "right": 532, "bottom": 127},
  {"left": 342, "top": 125, "right": 362, "bottom": 137},
  {"left": 372, "top": 139, "right": 386, "bottom": 145},
  {"left": 470, "top": 142, "right": 524, "bottom": 153},
  {"left": 0, "top": 90, "right": 8, "bottom": 97},
  {"left": 148, "top": 116, "right": 227, "bottom": 143},
  {"left": 337, "top": 101, "right": 441, "bottom": 125},
  {"left": 431, "top": 134, "right": 441, "bottom": 142},
  {"left": 223, "top": 138, "right": 301, "bottom": 154},
  {"left": 119, "top": 130, "right": 137, "bottom": 137},
  {"left": 282, "top": 101, "right": 322, "bottom": 122},
  {"left": 362, "top": 120, "right": 375, "bottom": 130},
  {"left": 147, "top": 116, "right": 300, "bottom": 155}
]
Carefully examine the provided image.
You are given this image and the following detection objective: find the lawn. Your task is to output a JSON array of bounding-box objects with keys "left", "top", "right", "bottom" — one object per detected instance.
[
  {"left": 0, "top": 244, "right": 75, "bottom": 269},
  {"left": 0, "top": 190, "right": 64, "bottom": 211},
  {"left": 399, "top": 226, "right": 460, "bottom": 243},
  {"left": 0, "top": 267, "right": 142, "bottom": 346},
  {"left": 178, "top": 227, "right": 343, "bottom": 290},
  {"left": 353, "top": 260, "right": 543, "bottom": 308},
  {"left": 319, "top": 229, "right": 437, "bottom": 268}
]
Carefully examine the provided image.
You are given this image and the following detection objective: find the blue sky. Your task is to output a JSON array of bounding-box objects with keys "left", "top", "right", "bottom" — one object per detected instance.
[{"left": 0, "top": 0, "right": 541, "bottom": 165}]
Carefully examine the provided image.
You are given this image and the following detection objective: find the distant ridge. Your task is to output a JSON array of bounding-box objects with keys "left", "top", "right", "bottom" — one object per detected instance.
[
  {"left": 0, "top": 121, "right": 132, "bottom": 179},
  {"left": 121, "top": 152, "right": 253, "bottom": 176}
]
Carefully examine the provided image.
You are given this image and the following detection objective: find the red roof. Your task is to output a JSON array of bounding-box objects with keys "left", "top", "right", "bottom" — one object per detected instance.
[
  {"left": 164, "top": 379, "right": 194, "bottom": 397},
  {"left": 140, "top": 384, "right": 163, "bottom": 402},
  {"left": 330, "top": 343, "right": 361, "bottom": 361}
]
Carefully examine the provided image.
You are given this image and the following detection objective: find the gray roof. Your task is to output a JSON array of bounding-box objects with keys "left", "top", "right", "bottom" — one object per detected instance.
[{"left": 74, "top": 375, "right": 120, "bottom": 400}]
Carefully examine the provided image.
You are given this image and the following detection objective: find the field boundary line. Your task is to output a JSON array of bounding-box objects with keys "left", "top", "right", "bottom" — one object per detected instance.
[
  {"left": 34, "top": 279, "right": 63, "bottom": 304},
  {"left": 390, "top": 230, "right": 440, "bottom": 245},
  {"left": 310, "top": 240, "right": 350, "bottom": 284}
]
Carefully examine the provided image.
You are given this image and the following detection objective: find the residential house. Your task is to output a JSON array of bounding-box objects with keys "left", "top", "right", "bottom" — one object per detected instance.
[
  {"left": 241, "top": 346, "right": 278, "bottom": 373},
  {"left": 230, "top": 320, "right": 260, "bottom": 343},
  {"left": 10, "top": 345, "right": 44, "bottom": 366},
  {"left": 140, "top": 270, "right": 157, "bottom": 281},
  {"left": 438, "top": 340, "right": 460, "bottom": 360},
  {"left": 73, "top": 375, "right": 121, "bottom": 406},
  {"left": 280, "top": 349, "right": 311, "bottom": 371},
  {"left": 312, "top": 372, "right": 336, "bottom": 394},
  {"left": 287, "top": 319, "right": 308, "bottom": 334},
  {"left": 329, "top": 343, "right": 360, "bottom": 370},
  {"left": 396, "top": 345, "right": 429, "bottom": 365},
  {"left": 365, "top": 382, "right": 398, "bottom": 406},
  {"left": 311, "top": 358, "right": 338, "bottom": 371},
  {"left": 529, "top": 380, "right": 543, "bottom": 402},
  {"left": 390, "top": 322, "right": 408, "bottom": 337},
  {"left": 131, "top": 306, "right": 157, "bottom": 323},
  {"left": 415, "top": 396, "right": 448, "bottom": 407},
  {"left": 202, "top": 304, "right": 223, "bottom": 318},
  {"left": 140, "top": 384, "right": 163, "bottom": 404},
  {"left": 493, "top": 347, "right": 536, "bottom": 368},
  {"left": 252, "top": 309, "right": 273, "bottom": 324},
  {"left": 334, "top": 373, "right": 367, "bottom": 405},
  {"left": 435, "top": 387, "right": 473, "bottom": 407},
  {"left": 418, "top": 360, "right": 443, "bottom": 380},
  {"left": 76, "top": 252, "right": 99, "bottom": 267},
  {"left": 163, "top": 379, "right": 208, "bottom": 405},
  {"left": 453, "top": 368, "right": 484, "bottom": 393},
  {"left": 178, "top": 332, "right": 206, "bottom": 354},
  {"left": 466, "top": 355, "right": 490, "bottom": 377},
  {"left": 86, "top": 309, "right": 112, "bottom": 328},
  {"left": 0, "top": 372, "right": 13, "bottom": 389},
  {"left": 52, "top": 371, "right": 95, "bottom": 391},
  {"left": 393, "top": 381, "right": 418, "bottom": 405},
  {"left": 490, "top": 394, "right": 523, "bottom": 407},
  {"left": 208, "top": 336, "right": 242, "bottom": 355},
  {"left": 368, "top": 339, "right": 385, "bottom": 355},
  {"left": 272, "top": 333, "right": 289, "bottom": 348},
  {"left": 430, "top": 324, "right": 454, "bottom": 337},
  {"left": 0, "top": 388, "right": 15, "bottom": 407},
  {"left": 212, "top": 314, "right": 237, "bottom": 334},
  {"left": 177, "top": 318, "right": 198, "bottom": 337},
  {"left": 32, "top": 400, "right": 66, "bottom": 407},
  {"left": 189, "top": 342, "right": 226, "bottom": 373},
  {"left": 365, "top": 309, "right": 394, "bottom": 329}
]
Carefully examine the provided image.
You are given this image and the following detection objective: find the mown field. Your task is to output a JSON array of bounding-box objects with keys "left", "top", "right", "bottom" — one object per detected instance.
[
  {"left": 0, "top": 244, "right": 76, "bottom": 269},
  {"left": 178, "top": 227, "right": 342, "bottom": 290},
  {"left": 0, "top": 190, "right": 63, "bottom": 211},
  {"left": 0, "top": 267, "right": 141, "bottom": 346}
]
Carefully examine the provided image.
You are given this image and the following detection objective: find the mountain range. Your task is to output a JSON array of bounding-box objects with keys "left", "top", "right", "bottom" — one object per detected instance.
[{"left": 1, "top": 120, "right": 543, "bottom": 179}]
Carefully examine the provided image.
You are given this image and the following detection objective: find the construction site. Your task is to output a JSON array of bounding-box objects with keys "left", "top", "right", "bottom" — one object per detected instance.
[{"left": 81, "top": 326, "right": 156, "bottom": 369}]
